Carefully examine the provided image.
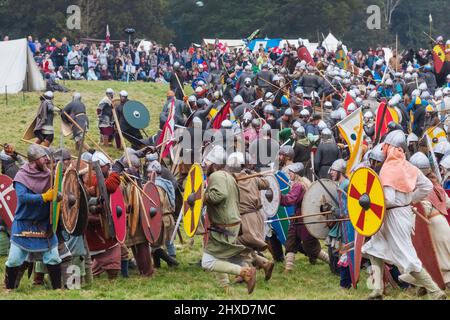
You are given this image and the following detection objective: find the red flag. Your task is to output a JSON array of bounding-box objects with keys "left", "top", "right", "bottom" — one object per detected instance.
[
  {"left": 375, "top": 101, "right": 395, "bottom": 138},
  {"left": 433, "top": 44, "right": 446, "bottom": 74},
  {"left": 343, "top": 92, "right": 357, "bottom": 115},
  {"left": 157, "top": 100, "right": 175, "bottom": 158},
  {"left": 106, "top": 25, "right": 110, "bottom": 44},
  {"left": 212, "top": 101, "right": 231, "bottom": 129}
]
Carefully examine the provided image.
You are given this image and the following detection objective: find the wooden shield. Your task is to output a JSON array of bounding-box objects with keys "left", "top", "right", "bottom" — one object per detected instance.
[
  {"left": 128, "top": 185, "right": 140, "bottom": 238},
  {"left": 0, "top": 175, "right": 17, "bottom": 229},
  {"left": 141, "top": 182, "right": 162, "bottom": 245},
  {"left": 260, "top": 174, "right": 281, "bottom": 219},
  {"left": 22, "top": 116, "right": 37, "bottom": 141},
  {"left": 61, "top": 169, "right": 80, "bottom": 234},
  {"left": 271, "top": 171, "right": 295, "bottom": 245},
  {"left": 51, "top": 161, "right": 63, "bottom": 233},
  {"left": 73, "top": 181, "right": 89, "bottom": 236},
  {"left": 412, "top": 203, "right": 446, "bottom": 290},
  {"left": 183, "top": 164, "right": 204, "bottom": 238},
  {"left": 93, "top": 161, "right": 115, "bottom": 239},
  {"left": 347, "top": 168, "right": 385, "bottom": 237},
  {"left": 110, "top": 187, "right": 127, "bottom": 244},
  {"left": 302, "top": 179, "right": 338, "bottom": 240}
]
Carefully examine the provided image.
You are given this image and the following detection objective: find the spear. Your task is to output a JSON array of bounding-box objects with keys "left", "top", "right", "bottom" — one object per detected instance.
[{"left": 265, "top": 211, "right": 333, "bottom": 224}]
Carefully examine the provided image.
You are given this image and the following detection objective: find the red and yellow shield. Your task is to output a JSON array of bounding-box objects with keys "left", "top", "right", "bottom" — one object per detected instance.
[
  {"left": 183, "top": 164, "right": 204, "bottom": 238},
  {"left": 347, "top": 168, "right": 385, "bottom": 237}
]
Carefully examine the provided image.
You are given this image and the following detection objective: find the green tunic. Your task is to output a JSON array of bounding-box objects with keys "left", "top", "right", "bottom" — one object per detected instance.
[{"left": 204, "top": 171, "right": 246, "bottom": 259}]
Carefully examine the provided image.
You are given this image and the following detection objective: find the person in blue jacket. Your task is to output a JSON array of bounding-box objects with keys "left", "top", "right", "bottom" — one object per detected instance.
[{"left": 3, "top": 145, "right": 63, "bottom": 291}]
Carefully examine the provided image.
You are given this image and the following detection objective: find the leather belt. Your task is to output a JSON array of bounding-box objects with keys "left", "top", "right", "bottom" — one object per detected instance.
[
  {"left": 212, "top": 222, "right": 241, "bottom": 228},
  {"left": 387, "top": 205, "right": 410, "bottom": 210}
]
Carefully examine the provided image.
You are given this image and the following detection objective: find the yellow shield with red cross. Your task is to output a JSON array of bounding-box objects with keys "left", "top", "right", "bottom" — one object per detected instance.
[
  {"left": 183, "top": 164, "right": 204, "bottom": 238},
  {"left": 347, "top": 168, "right": 385, "bottom": 237}
]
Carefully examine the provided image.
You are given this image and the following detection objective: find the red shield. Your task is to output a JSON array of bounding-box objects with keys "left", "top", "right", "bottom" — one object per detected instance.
[
  {"left": 412, "top": 203, "right": 446, "bottom": 290},
  {"left": 297, "top": 47, "right": 315, "bottom": 67},
  {"left": 109, "top": 188, "right": 127, "bottom": 244},
  {"left": 0, "top": 175, "right": 17, "bottom": 228},
  {"left": 141, "top": 182, "right": 162, "bottom": 245}
]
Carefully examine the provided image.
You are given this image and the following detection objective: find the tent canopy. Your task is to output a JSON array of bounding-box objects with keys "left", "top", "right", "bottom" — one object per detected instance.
[
  {"left": 0, "top": 38, "right": 45, "bottom": 94},
  {"left": 203, "top": 39, "right": 246, "bottom": 49},
  {"left": 322, "top": 33, "right": 348, "bottom": 53}
]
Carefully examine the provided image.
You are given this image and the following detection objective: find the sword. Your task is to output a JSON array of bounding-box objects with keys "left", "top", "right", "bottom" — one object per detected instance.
[{"left": 170, "top": 207, "right": 184, "bottom": 245}]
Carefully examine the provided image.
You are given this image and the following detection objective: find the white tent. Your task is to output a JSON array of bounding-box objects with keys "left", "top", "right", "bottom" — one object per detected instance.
[
  {"left": 0, "top": 39, "right": 45, "bottom": 94},
  {"left": 321, "top": 33, "right": 348, "bottom": 53},
  {"left": 137, "top": 40, "right": 154, "bottom": 54},
  {"left": 280, "top": 39, "right": 319, "bottom": 55}
]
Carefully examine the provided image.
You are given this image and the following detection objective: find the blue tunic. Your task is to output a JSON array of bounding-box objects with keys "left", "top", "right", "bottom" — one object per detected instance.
[{"left": 10, "top": 182, "right": 57, "bottom": 252}]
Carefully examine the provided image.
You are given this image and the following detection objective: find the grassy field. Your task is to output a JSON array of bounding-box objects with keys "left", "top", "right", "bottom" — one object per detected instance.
[{"left": 0, "top": 81, "right": 423, "bottom": 300}]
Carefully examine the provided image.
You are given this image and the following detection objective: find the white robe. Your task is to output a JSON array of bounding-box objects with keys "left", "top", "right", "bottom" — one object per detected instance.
[{"left": 362, "top": 171, "right": 433, "bottom": 274}]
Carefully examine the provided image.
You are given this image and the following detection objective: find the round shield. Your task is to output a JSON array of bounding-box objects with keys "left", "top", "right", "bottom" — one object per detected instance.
[
  {"left": 260, "top": 174, "right": 281, "bottom": 218},
  {"left": 61, "top": 169, "right": 81, "bottom": 234},
  {"left": 52, "top": 161, "right": 63, "bottom": 233},
  {"left": 110, "top": 187, "right": 127, "bottom": 244},
  {"left": 347, "top": 168, "right": 385, "bottom": 237},
  {"left": 123, "top": 101, "right": 150, "bottom": 130},
  {"left": 0, "top": 175, "right": 17, "bottom": 229},
  {"left": 141, "top": 182, "right": 162, "bottom": 245},
  {"left": 426, "top": 127, "right": 446, "bottom": 148},
  {"left": 72, "top": 182, "right": 89, "bottom": 236},
  {"left": 183, "top": 164, "right": 204, "bottom": 238},
  {"left": 302, "top": 179, "right": 338, "bottom": 240}
]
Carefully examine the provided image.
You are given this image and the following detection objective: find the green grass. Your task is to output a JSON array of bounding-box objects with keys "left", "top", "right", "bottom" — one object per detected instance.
[{"left": 0, "top": 81, "right": 423, "bottom": 300}]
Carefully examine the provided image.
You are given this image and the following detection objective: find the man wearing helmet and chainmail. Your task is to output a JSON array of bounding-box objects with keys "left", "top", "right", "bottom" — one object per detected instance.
[
  {"left": 362, "top": 130, "right": 445, "bottom": 300},
  {"left": 314, "top": 128, "right": 341, "bottom": 179}
]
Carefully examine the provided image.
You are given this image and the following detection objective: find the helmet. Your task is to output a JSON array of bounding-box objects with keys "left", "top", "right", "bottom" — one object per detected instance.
[
  {"left": 300, "top": 109, "right": 310, "bottom": 117},
  {"left": 244, "top": 77, "right": 252, "bottom": 84},
  {"left": 265, "top": 92, "right": 274, "bottom": 100},
  {"left": 318, "top": 121, "right": 328, "bottom": 132},
  {"left": 273, "top": 75, "right": 281, "bottom": 82},
  {"left": 321, "top": 128, "right": 333, "bottom": 140},
  {"left": 27, "top": 144, "right": 48, "bottom": 162},
  {"left": 188, "top": 95, "right": 197, "bottom": 103},
  {"left": 384, "top": 79, "right": 393, "bottom": 86},
  {"left": 433, "top": 141, "right": 450, "bottom": 156},
  {"left": 435, "top": 90, "right": 443, "bottom": 99},
  {"left": 384, "top": 130, "right": 407, "bottom": 150},
  {"left": 409, "top": 152, "right": 431, "bottom": 170},
  {"left": 387, "top": 121, "right": 400, "bottom": 131},
  {"left": 324, "top": 101, "right": 333, "bottom": 109},
  {"left": 92, "top": 151, "right": 111, "bottom": 167},
  {"left": 195, "top": 86, "right": 204, "bottom": 94},
  {"left": 286, "top": 163, "right": 305, "bottom": 174},
  {"left": 368, "top": 144, "right": 385, "bottom": 163},
  {"left": 407, "top": 133, "right": 419, "bottom": 144},
  {"left": 440, "top": 155, "right": 450, "bottom": 170},
  {"left": 263, "top": 104, "right": 276, "bottom": 114},
  {"left": 204, "top": 146, "right": 226, "bottom": 165},
  {"left": 233, "top": 95, "right": 244, "bottom": 104},
  {"left": 421, "top": 91, "right": 431, "bottom": 100},
  {"left": 411, "top": 89, "right": 421, "bottom": 99},
  {"left": 197, "top": 98, "right": 208, "bottom": 108},
  {"left": 227, "top": 152, "right": 245, "bottom": 168},
  {"left": 369, "top": 91, "right": 378, "bottom": 99},
  {"left": 173, "top": 61, "right": 181, "bottom": 70},
  {"left": 295, "top": 87, "right": 304, "bottom": 95},
  {"left": 73, "top": 92, "right": 82, "bottom": 101},
  {"left": 243, "top": 112, "right": 253, "bottom": 121},
  {"left": 120, "top": 90, "right": 128, "bottom": 97},
  {"left": 437, "top": 36, "right": 444, "bottom": 42},
  {"left": 279, "top": 145, "right": 295, "bottom": 159},
  {"left": 106, "top": 88, "right": 114, "bottom": 94},
  {"left": 419, "top": 83, "right": 428, "bottom": 91},
  {"left": 147, "top": 161, "right": 162, "bottom": 174},
  {"left": 404, "top": 73, "right": 412, "bottom": 80},
  {"left": 347, "top": 103, "right": 357, "bottom": 113},
  {"left": 44, "top": 91, "right": 54, "bottom": 99},
  {"left": 330, "top": 159, "right": 347, "bottom": 174},
  {"left": 364, "top": 111, "right": 374, "bottom": 120},
  {"left": 221, "top": 120, "right": 233, "bottom": 129},
  {"left": 296, "top": 126, "right": 306, "bottom": 138},
  {"left": 284, "top": 108, "right": 293, "bottom": 117}
]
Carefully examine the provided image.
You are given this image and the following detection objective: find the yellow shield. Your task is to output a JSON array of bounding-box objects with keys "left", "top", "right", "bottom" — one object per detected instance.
[
  {"left": 183, "top": 164, "right": 204, "bottom": 238},
  {"left": 426, "top": 127, "right": 446, "bottom": 148},
  {"left": 347, "top": 168, "right": 385, "bottom": 237}
]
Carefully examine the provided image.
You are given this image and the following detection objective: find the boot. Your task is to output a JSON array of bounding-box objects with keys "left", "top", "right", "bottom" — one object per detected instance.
[
  {"left": 33, "top": 272, "right": 45, "bottom": 286},
  {"left": 262, "top": 261, "right": 275, "bottom": 281},
  {"left": 240, "top": 266, "right": 257, "bottom": 294},
  {"left": 15, "top": 262, "right": 31, "bottom": 289},
  {"left": 284, "top": 252, "right": 295, "bottom": 272},
  {"left": 121, "top": 260, "right": 129, "bottom": 278},
  {"left": 367, "top": 257, "right": 384, "bottom": 300},
  {"left": 46, "top": 264, "right": 62, "bottom": 290},
  {"left": 152, "top": 251, "right": 161, "bottom": 269},
  {"left": 411, "top": 269, "right": 447, "bottom": 300},
  {"left": 4, "top": 266, "right": 20, "bottom": 290},
  {"left": 156, "top": 248, "right": 179, "bottom": 267},
  {"left": 318, "top": 250, "right": 330, "bottom": 264}
]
